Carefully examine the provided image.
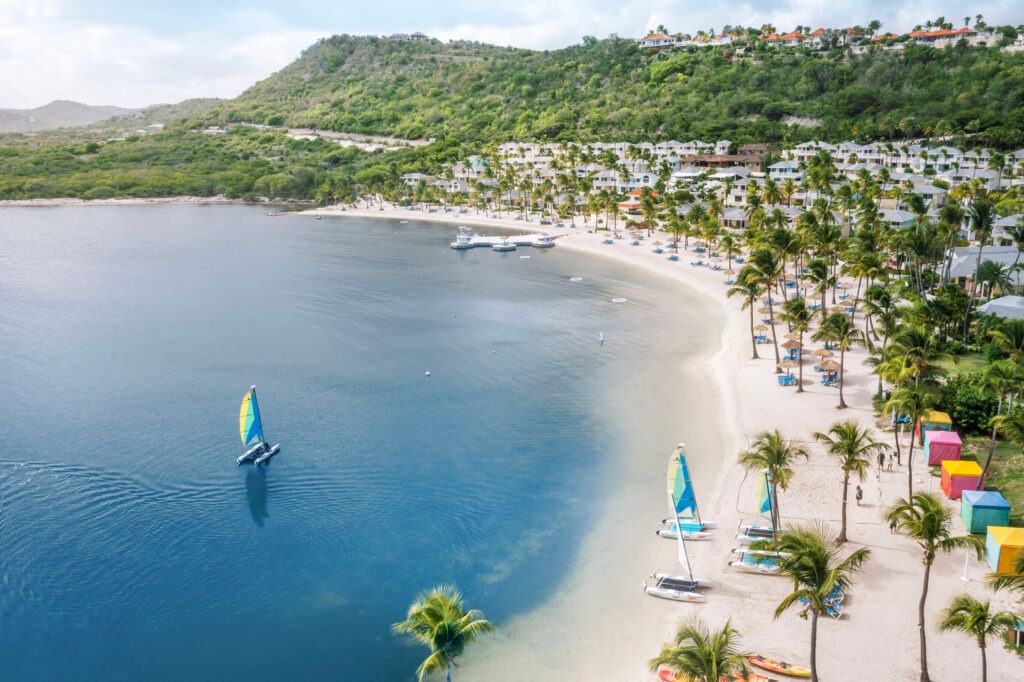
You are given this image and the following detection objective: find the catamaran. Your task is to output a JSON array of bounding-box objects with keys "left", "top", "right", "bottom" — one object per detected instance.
[
  {"left": 657, "top": 444, "right": 716, "bottom": 540},
  {"left": 236, "top": 386, "right": 280, "bottom": 466},
  {"left": 735, "top": 470, "right": 776, "bottom": 543},
  {"left": 645, "top": 443, "right": 712, "bottom": 603}
]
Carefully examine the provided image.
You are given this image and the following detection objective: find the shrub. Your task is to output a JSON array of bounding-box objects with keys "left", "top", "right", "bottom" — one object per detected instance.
[{"left": 940, "top": 372, "right": 998, "bottom": 436}]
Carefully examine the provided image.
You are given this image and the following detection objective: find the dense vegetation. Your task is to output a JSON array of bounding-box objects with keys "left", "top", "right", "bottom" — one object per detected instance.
[
  {"left": 211, "top": 34, "right": 1024, "bottom": 147},
  {"left": 1, "top": 32, "right": 1024, "bottom": 202}
]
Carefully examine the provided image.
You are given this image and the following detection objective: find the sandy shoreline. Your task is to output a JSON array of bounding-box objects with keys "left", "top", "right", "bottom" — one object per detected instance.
[
  {"left": 304, "top": 202, "right": 1019, "bottom": 681},
  {"left": 4, "top": 197, "right": 1016, "bottom": 679}
]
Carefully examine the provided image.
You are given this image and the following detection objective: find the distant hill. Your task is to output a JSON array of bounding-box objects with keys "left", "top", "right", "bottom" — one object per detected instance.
[
  {"left": 204, "top": 33, "right": 1024, "bottom": 147},
  {"left": 0, "top": 100, "right": 139, "bottom": 133}
]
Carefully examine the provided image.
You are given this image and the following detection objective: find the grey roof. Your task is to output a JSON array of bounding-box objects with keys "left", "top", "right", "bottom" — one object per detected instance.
[
  {"left": 978, "top": 296, "right": 1024, "bottom": 319},
  {"left": 947, "top": 246, "right": 1022, "bottom": 279}
]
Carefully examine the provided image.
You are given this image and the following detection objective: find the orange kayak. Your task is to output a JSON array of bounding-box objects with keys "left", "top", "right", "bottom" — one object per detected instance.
[{"left": 748, "top": 655, "right": 811, "bottom": 678}]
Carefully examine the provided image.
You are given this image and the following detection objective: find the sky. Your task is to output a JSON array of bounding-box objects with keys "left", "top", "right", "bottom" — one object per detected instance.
[{"left": 2, "top": 0, "right": 1022, "bottom": 110}]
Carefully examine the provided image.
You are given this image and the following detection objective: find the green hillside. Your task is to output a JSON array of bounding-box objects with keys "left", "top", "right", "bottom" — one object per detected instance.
[
  {"left": 3, "top": 32, "right": 1024, "bottom": 202},
  {"left": 206, "top": 33, "right": 1024, "bottom": 147}
]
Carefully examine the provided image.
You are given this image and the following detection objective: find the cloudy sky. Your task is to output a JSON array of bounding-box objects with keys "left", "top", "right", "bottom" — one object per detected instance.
[{"left": 3, "top": 0, "right": 1022, "bottom": 109}]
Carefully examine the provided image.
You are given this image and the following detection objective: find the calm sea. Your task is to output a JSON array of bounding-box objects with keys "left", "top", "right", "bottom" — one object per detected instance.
[{"left": 0, "top": 205, "right": 702, "bottom": 680}]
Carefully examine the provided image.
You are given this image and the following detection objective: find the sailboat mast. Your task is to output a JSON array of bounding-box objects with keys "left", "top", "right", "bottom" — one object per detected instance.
[{"left": 667, "top": 491, "right": 694, "bottom": 581}]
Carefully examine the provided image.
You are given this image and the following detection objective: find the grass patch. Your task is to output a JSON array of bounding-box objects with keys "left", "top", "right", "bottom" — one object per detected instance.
[{"left": 960, "top": 437, "right": 1024, "bottom": 526}]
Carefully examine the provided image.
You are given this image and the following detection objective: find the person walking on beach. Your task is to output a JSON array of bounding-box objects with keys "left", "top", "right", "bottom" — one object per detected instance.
[
  {"left": 855, "top": 485, "right": 864, "bottom": 506},
  {"left": 878, "top": 450, "right": 885, "bottom": 474},
  {"left": 887, "top": 453, "right": 894, "bottom": 472}
]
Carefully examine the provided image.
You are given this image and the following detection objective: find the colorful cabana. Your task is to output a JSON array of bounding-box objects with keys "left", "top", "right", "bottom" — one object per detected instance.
[
  {"left": 985, "top": 526, "right": 1024, "bottom": 574},
  {"left": 940, "top": 460, "right": 982, "bottom": 500},
  {"left": 924, "top": 430, "right": 962, "bottom": 465},
  {"left": 960, "top": 490, "right": 1011, "bottom": 534},
  {"left": 916, "top": 410, "right": 952, "bottom": 444}
]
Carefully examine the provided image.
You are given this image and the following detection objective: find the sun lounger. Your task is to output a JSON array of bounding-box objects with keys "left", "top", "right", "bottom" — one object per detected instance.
[
  {"left": 691, "top": 260, "right": 704, "bottom": 266},
  {"left": 777, "top": 375, "right": 796, "bottom": 386},
  {"left": 734, "top": 257, "right": 744, "bottom": 263}
]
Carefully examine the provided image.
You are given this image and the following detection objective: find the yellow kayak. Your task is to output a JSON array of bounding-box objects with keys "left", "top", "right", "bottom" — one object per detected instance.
[{"left": 748, "top": 655, "right": 811, "bottom": 678}]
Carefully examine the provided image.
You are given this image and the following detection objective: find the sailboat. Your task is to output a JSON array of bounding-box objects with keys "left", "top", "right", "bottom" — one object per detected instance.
[
  {"left": 657, "top": 444, "right": 716, "bottom": 540},
  {"left": 645, "top": 443, "right": 713, "bottom": 603},
  {"left": 736, "top": 470, "right": 776, "bottom": 543},
  {"left": 236, "top": 386, "right": 281, "bottom": 466},
  {"left": 645, "top": 487, "right": 713, "bottom": 602}
]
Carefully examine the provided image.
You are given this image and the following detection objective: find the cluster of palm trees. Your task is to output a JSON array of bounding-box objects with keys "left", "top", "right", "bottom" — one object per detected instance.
[{"left": 649, "top": 424, "right": 1020, "bottom": 682}]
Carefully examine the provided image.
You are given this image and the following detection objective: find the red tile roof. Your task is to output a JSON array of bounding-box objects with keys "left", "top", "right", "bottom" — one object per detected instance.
[{"left": 643, "top": 33, "right": 673, "bottom": 40}]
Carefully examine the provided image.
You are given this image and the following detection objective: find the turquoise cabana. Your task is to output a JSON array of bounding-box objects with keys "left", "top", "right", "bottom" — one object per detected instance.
[{"left": 960, "top": 490, "right": 1010, "bottom": 534}]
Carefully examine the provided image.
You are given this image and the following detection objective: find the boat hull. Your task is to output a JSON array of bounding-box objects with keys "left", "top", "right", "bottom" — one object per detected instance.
[
  {"left": 644, "top": 585, "right": 705, "bottom": 603},
  {"left": 651, "top": 572, "right": 713, "bottom": 589},
  {"left": 748, "top": 656, "right": 811, "bottom": 678},
  {"left": 657, "top": 526, "right": 714, "bottom": 541},
  {"left": 253, "top": 443, "right": 280, "bottom": 465},
  {"left": 237, "top": 442, "right": 280, "bottom": 466},
  {"left": 662, "top": 517, "right": 718, "bottom": 530}
]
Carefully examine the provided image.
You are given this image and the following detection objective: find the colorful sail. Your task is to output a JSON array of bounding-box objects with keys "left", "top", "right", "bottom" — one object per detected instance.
[
  {"left": 758, "top": 471, "right": 775, "bottom": 521},
  {"left": 668, "top": 448, "right": 699, "bottom": 522},
  {"left": 239, "top": 388, "right": 265, "bottom": 448}
]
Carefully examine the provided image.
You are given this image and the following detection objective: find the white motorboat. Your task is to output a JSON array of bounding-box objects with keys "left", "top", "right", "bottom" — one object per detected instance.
[
  {"left": 533, "top": 237, "right": 555, "bottom": 248},
  {"left": 492, "top": 239, "right": 517, "bottom": 252},
  {"left": 450, "top": 227, "right": 475, "bottom": 249}
]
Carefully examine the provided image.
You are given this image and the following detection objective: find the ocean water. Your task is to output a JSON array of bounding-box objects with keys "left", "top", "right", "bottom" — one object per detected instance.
[{"left": 0, "top": 205, "right": 708, "bottom": 680}]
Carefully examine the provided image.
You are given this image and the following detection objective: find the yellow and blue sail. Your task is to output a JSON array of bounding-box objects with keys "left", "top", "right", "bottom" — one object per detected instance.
[
  {"left": 668, "top": 449, "right": 698, "bottom": 520},
  {"left": 239, "top": 388, "right": 265, "bottom": 447},
  {"left": 758, "top": 471, "right": 775, "bottom": 521}
]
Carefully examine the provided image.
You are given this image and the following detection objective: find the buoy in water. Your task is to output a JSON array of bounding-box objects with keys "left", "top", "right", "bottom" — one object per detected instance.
[{"left": 425, "top": 371, "right": 431, "bottom": 377}]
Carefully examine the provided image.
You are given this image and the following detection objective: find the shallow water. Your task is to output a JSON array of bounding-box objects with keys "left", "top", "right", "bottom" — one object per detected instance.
[{"left": 0, "top": 205, "right": 719, "bottom": 680}]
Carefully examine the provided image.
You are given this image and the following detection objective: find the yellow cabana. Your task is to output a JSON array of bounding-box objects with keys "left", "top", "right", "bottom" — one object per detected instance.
[
  {"left": 985, "top": 527, "right": 1024, "bottom": 574},
  {"left": 916, "top": 409, "right": 952, "bottom": 444}
]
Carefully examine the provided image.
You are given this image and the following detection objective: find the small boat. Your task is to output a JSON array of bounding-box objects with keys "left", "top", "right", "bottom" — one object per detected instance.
[
  {"left": 313, "top": 214, "right": 322, "bottom": 220},
  {"left": 644, "top": 574, "right": 706, "bottom": 603},
  {"left": 728, "top": 548, "right": 789, "bottom": 574},
  {"left": 737, "top": 523, "right": 776, "bottom": 544},
  {"left": 660, "top": 445, "right": 716, "bottom": 537},
  {"left": 450, "top": 227, "right": 475, "bottom": 249},
  {"left": 748, "top": 655, "right": 811, "bottom": 678},
  {"left": 492, "top": 239, "right": 517, "bottom": 252},
  {"left": 533, "top": 236, "right": 555, "bottom": 248},
  {"left": 236, "top": 386, "right": 280, "bottom": 466}
]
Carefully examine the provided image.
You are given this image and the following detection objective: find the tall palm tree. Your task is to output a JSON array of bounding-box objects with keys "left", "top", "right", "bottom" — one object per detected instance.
[
  {"left": 962, "top": 198, "right": 996, "bottom": 342},
  {"left": 649, "top": 617, "right": 749, "bottom": 682},
  {"left": 392, "top": 584, "right": 495, "bottom": 682},
  {"left": 748, "top": 248, "right": 787, "bottom": 371},
  {"left": 775, "top": 524, "right": 871, "bottom": 682},
  {"left": 885, "top": 494, "right": 984, "bottom": 682},
  {"left": 939, "top": 594, "right": 1019, "bottom": 682},
  {"left": 779, "top": 298, "right": 812, "bottom": 392},
  {"left": 738, "top": 430, "right": 809, "bottom": 538},
  {"left": 728, "top": 267, "right": 765, "bottom": 360},
  {"left": 812, "top": 312, "right": 864, "bottom": 409},
  {"left": 813, "top": 421, "right": 888, "bottom": 542},
  {"left": 976, "top": 360, "right": 1024, "bottom": 490},
  {"left": 883, "top": 384, "right": 941, "bottom": 498}
]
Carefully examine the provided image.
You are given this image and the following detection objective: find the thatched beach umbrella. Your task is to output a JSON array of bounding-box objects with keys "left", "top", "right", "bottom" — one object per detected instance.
[
  {"left": 777, "top": 359, "right": 800, "bottom": 372},
  {"left": 812, "top": 348, "right": 835, "bottom": 358},
  {"left": 820, "top": 359, "right": 841, "bottom": 371},
  {"left": 829, "top": 306, "right": 847, "bottom": 314},
  {"left": 781, "top": 339, "right": 802, "bottom": 350},
  {"left": 753, "top": 324, "right": 769, "bottom": 332},
  {"left": 758, "top": 306, "right": 774, "bottom": 315},
  {"left": 783, "top": 332, "right": 801, "bottom": 341}
]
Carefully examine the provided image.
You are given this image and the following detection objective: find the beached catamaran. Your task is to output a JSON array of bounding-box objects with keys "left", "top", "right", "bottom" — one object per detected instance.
[
  {"left": 236, "top": 386, "right": 280, "bottom": 466},
  {"left": 645, "top": 444, "right": 713, "bottom": 603},
  {"left": 729, "top": 471, "right": 788, "bottom": 574},
  {"left": 736, "top": 470, "right": 776, "bottom": 543},
  {"left": 657, "top": 444, "right": 716, "bottom": 540}
]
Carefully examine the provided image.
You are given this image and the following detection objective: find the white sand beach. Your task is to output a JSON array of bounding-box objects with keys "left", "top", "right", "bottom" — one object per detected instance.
[{"left": 306, "top": 202, "right": 1020, "bottom": 681}]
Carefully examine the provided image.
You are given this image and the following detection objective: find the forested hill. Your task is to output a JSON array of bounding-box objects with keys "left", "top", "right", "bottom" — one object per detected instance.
[{"left": 206, "top": 34, "right": 1024, "bottom": 147}]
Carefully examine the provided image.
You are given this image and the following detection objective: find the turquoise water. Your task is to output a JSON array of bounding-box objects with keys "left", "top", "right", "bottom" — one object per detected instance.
[{"left": 0, "top": 205, "right": 696, "bottom": 680}]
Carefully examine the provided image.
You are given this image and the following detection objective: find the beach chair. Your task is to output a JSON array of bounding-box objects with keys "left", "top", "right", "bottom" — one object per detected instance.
[
  {"left": 631, "top": 240, "right": 640, "bottom": 246},
  {"left": 734, "top": 257, "right": 744, "bottom": 264},
  {"left": 667, "top": 254, "right": 679, "bottom": 261},
  {"left": 723, "top": 279, "right": 735, "bottom": 286},
  {"left": 777, "top": 375, "right": 796, "bottom": 387},
  {"left": 755, "top": 335, "right": 768, "bottom": 344},
  {"left": 691, "top": 260, "right": 704, "bottom": 266},
  {"left": 813, "top": 364, "right": 826, "bottom": 372},
  {"left": 653, "top": 247, "right": 663, "bottom": 254}
]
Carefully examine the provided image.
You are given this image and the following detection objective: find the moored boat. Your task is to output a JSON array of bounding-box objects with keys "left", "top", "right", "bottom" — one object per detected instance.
[
  {"left": 492, "top": 239, "right": 517, "bottom": 252},
  {"left": 532, "top": 236, "right": 555, "bottom": 248}
]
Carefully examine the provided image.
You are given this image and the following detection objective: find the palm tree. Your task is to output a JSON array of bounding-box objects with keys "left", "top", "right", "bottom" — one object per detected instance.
[
  {"left": 812, "top": 312, "right": 864, "bottom": 409},
  {"left": 649, "top": 617, "right": 749, "bottom": 682},
  {"left": 728, "top": 267, "right": 765, "bottom": 360},
  {"left": 813, "top": 421, "right": 888, "bottom": 542},
  {"left": 976, "top": 360, "right": 1024, "bottom": 489},
  {"left": 963, "top": 198, "right": 996, "bottom": 342},
  {"left": 939, "top": 594, "right": 1019, "bottom": 682},
  {"left": 779, "top": 298, "right": 812, "bottom": 392},
  {"left": 885, "top": 493, "right": 984, "bottom": 682},
  {"left": 775, "top": 524, "right": 871, "bottom": 682},
  {"left": 748, "top": 248, "right": 787, "bottom": 372},
  {"left": 883, "top": 384, "right": 941, "bottom": 498},
  {"left": 738, "top": 430, "right": 809, "bottom": 539},
  {"left": 392, "top": 584, "right": 495, "bottom": 682}
]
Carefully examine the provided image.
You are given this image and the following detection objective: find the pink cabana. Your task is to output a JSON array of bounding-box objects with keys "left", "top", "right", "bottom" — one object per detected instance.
[
  {"left": 940, "top": 460, "right": 982, "bottom": 500},
  {"left": 924, "top": 430, "right": 962, "bottom": 465}
]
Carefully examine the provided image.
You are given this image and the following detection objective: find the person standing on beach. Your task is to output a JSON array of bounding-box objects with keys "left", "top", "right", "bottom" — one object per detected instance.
[
  {"left": 855, "top": 485, "right": 864, "bottom": 506},
  {"left": 878, "top": 451, "right": 885, "bottom": 474}
]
